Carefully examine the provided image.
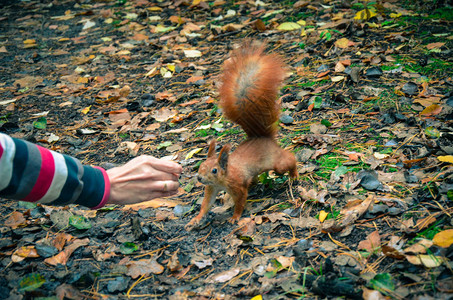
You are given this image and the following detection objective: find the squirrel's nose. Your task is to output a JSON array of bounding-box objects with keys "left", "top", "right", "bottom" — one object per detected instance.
[{"left": 197, "top": 175, "right": 203, "bottom": 182}]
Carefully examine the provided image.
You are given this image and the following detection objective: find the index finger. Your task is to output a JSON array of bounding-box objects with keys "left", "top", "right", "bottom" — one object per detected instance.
[{"left": 147, "top": 157, "right": 183, "bottom": 175}]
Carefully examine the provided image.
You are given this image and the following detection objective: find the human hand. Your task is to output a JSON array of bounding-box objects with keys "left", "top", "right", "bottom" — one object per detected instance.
[{"left": 106, "top": 155, "right": 182, "bottom": 205}]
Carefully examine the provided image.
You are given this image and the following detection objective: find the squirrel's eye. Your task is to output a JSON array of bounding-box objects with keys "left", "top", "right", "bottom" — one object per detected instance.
[{"left": 212, "top": 168, "right": 217, "bottom": 174}]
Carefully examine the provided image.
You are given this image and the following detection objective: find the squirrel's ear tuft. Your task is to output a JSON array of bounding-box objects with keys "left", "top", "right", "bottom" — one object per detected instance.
[
  {"left": 207, "top": 139, "right": 217, "bottom": 157},
  {"left": 218, "top": 144, "right": 231, "bottom": 170}
]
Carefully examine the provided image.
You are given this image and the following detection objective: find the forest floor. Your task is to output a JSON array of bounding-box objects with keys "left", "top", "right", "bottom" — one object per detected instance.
[{"left": 0, "top": 0, "right": 452, "bottom": 299}]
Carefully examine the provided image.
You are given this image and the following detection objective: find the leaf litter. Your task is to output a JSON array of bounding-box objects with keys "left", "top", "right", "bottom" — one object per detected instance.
[{"left": 0, "top": 0, "right": 452, "bottom": 299}]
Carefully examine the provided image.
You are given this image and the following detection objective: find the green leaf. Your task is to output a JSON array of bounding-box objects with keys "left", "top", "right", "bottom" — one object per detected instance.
[
  {"left": 120, "top": 242, "right": 139, "bottom": 254},
  {"left": 321, "top": 119, "right": 332, "bottom": 127},
  {"left": 18, "top": 273, "right": 46, "bottom": 292},
  {"left": 237, "top": 235, "right": 253, "bottom": 242},
  {"left": 69, "top": 215, "right": 92, "bottom": 230},
  {"left": 425, "top": 126, "right": 440, "bottom": 138},
  {"left": 33, "top": 117, "right": 47, "bottom": 130},
  {"left": 157, "top": 141, "right": 172, "bottom": 149},
  {"left": 370, "top": 273, "right": 395, "bottom": 294},
  {"left": 334, "top": 166, "right": 348, "bottom": 177},
  {"left": 447, "top": 190, "right": 453, "bottom": 201}
]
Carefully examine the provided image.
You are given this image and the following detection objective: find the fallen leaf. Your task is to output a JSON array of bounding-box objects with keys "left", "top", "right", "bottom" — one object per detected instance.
[
  {"left": 152, "top": 107, "right": 178, "bottom": 122},
  {"left": 126, "top": 259, "right": 165, "bottom": 278},
  {"left": 44, "top": 238, "right": 89, "bottom": 266},
  {"left": 437, "top": 156, "right": 453, "bottom": 164},
  {"left": 207, "top": 268, "right": 240, "bottom": 283},
  {"left": 277, "top": 22, "right": 301, "bottom": 31},
  {"left": 358, "top": 230, "right": 381, "bottom": 252},
  {"left": 432, "top": 229, "right": 453, "bottom": 248},
  {"left": 420, "top": 104, "right": 442, "bottom": 117},
  {"left": 426, "top": 42, "right": 444, "bottom": 50},
  {"left": 406, "top": 254, "right": 443, "bottom": 268},
  {"left": 319, "top": 210, "right": 328, "bottom": 222},
  {"left": 5, "top": 211, "right": 27, "bottom": 229},
  {"left": 183, "top": 49, "right": 202, "bottom": 58}
]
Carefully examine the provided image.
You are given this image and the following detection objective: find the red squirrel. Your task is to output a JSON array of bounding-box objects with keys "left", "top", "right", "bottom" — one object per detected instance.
[{"left": 185, "top": 41, "right": 297, "bottom": 231}]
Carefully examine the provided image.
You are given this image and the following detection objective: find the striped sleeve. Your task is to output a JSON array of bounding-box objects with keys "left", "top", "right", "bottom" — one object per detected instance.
[{"left": 0, "top": 133, "right": 110, "bottom": 209}]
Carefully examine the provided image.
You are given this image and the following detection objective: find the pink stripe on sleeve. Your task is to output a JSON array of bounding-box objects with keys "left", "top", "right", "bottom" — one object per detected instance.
[
  {"left": 22, "top": 145, "right": 55, "bottom": 202},
  {"left": 90, "top": 166, "right": 110, "bottom": 209},
  {"left": 0, "top": 141, "right": 4, "bottom": 159}
]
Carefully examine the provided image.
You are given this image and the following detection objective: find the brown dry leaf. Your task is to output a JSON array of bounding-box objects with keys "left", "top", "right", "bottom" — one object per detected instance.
[
  {"left": 403, "top": 238, "right": 433, "bottom": 254},
  {"left": 237, "top": 217, "right": 255, "bottom": 236},
  {"left": 406, "top": 254, "right": 443, "bottom": 268},
  {"left": 415, "top": 215, "right": 437, "bottom": 230},
  {"left": 186, "top": 75, "right": 204, "bottom": 84},
  {"left": 253, "top": 19, "right": 266, "bottom": 32},
  {"left": 207, "top": 268, "right": 240, "bottom": 283},
  {"left": 44, "top": 238, "right": 89, "bottom": 266},
  {"left": 358, "top": 230, "right": 381, "bottom": 252},
  {"left": 167, "top": 250, "right": 182, "bottom": 273},
  {"left": 126, "top": 259, "right": 164, "bottom": 278},
  {"left": 54, "top": 232, "right": 74, "bottom": 251},
  {"left": 420, "top": 104, "right": 442, "bottom": 117},
  {"left": 335, "top": 38, "right": 355, "bottom": 49},
  {"left": 222, "top": 23, "right": 244, "bottom": 32},
  {"left": 169, "top": 15, "right": 186, "bottom": 24},
  {"left": 155, "top": 91, "right": 177, "bottom": 102},
  {"left": 12, "top": 246, "right": 40, "bottom": 263},
  {"left": 340, "top": 195, "right": 374, "bottom": 227},
  {"left": 5, "top": 211, "right": 27, "bottom": 229},
  {"left": 131, "top": 33, "right": 149, "bottom": 41},
  {"left": 432, "top": 229, "right": 453, "bottom": 248},
  {"left": 109, "top": 108, "right": 131, "bottom": 123},
  {"left": 14, "top": 75, "right": 44, "bottom": 88},
  {"left": 276, "top": 256, "right": 295, "bottom": 269},
  {"left": 152, "top": 107, "right": 178, "bottom": 122},
  {"left": 381, "top": 245, "right": 405, "bottom": 260},
  {"left": 413, "top": 96, "right": 441, "bottom": 107},
  {"left": 123, "top": 198, "right": 186, "bottom": 211},
  {"left": 265, "top": 212, "right": 288, "bottom": 223},
  {"left": 191, "top": 254, "right": 214, "bottom": 269},
  {"left": 362, "top": 287, "right": 386, "bottom": 300},
  {"left": 426, "top": 42, "right": 444, "bottom": 50},
  {"left": 335, "top": 61, "right": 346, "bottom": 72},
  {"left": 120, "top": 112, "right": 150, "bottom": 132},
  {"left": 55, "top": 284, "right": 84, "bottom": 299}
]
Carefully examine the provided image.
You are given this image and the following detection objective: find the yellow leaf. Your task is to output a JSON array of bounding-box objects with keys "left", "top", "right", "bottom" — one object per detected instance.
[
  {"left": 319, "top": 210, "right": 328, "bottom": 223},
  {"left": 438, "top": 156, "right": 453, "bottom": 164},
  {"left": 251, "top": 296, "right": 263, "bottom": 300},
  {"left": 354, "top": 8, "right": 377, "bottom": 20},
  {"left": 185, "top": 148, "right": 203, "bottom": 160},
  {"left": 81, "top": 105, "right": 91, "bottom": 114},
  {"left": 23, "top": 39, "right": 36, "bottom": 44},
  {"left": 167, "top": 64, "right": 175, "bottom": 72},
  {"left": 335, "top": 38, "right": 352, "bottom": 48},
  {"left": 390, "top": 13, "right": 401, "bottom": 18},
  {"left": 296, "top": 20, "right": 306, "bottom": 26},
  {"left": 192, "top": 0, "right": 201, "bottom": 5},
  {"left": 148, "top": 6, "right": 163, "bottom": 11},
  {"left": 432, "top": 229, "right": 453, "bottom": 248},
  {"left": 277, "top": 22, "right": 301, "bottom": 31}
]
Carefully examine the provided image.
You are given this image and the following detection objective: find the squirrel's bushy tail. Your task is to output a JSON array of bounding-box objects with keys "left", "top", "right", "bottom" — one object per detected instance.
[{"left": 219, "top": 40, "right": 287, "bottom": 138}]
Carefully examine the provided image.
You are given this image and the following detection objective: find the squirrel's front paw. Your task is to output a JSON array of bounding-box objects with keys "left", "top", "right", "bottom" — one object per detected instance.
[
  {"left": 228, "top": 216, "right": 240, "bottom": 224},
  {"left": 185, "top": 217, "right": 201, "bottom": 231}
]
